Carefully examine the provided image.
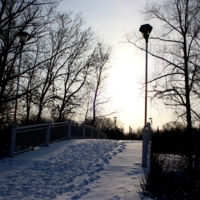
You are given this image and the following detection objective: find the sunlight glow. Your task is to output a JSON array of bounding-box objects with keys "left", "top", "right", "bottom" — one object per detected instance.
[{"left": 57, "top": 0, "right": 175, "bottom": 131}]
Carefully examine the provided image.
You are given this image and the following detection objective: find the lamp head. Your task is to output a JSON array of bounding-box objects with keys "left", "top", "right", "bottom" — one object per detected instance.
[{"left": 139, "top": 24, "right": 153, "bottom": 42}]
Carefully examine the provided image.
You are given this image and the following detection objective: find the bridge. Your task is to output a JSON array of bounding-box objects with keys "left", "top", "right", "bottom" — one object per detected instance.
[{"left": 10, "top": 121, "right": 107, "bottom": 157}]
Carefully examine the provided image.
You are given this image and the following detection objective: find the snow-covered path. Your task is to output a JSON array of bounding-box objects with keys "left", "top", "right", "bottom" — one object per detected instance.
[
  {"left": 83, "top": 141, "right": 143, "bottom": 200},
  {"left": 0, "top": 140, "right": 144, "bottom": 200}
]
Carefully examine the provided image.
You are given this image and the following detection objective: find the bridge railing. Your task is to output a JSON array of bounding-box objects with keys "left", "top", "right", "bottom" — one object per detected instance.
[{"left": 10, "top": 121, "right": 107, "bottom": 157}]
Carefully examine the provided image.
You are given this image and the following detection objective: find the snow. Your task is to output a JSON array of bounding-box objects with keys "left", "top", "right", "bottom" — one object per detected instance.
[{"left": 0, "top": 139, "right": 145, "bottom": 200}]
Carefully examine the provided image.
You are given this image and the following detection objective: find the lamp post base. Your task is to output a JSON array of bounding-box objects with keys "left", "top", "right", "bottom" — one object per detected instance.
[{"left": 142, "top": 128, "right": 150, "bottom": 167}]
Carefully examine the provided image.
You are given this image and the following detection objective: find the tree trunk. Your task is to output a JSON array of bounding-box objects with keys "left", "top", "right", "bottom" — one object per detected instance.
[
  {"left": 92, "top": 91, "right": 97, "bottom": 126},
  {"left": 184, "top": 35, "right": 193, "bottom": 173},
  {"left": 36, "top": 104, "right": 43, "bottom": 122}
]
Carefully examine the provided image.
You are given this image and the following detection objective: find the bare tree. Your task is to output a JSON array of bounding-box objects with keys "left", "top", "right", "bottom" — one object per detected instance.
[
  {"left": 16, "top": 12, "right": 94, "bottom": 123},
  {"left": 84, "top": 42, "right": 115, "bottom": 126},
  {"left": 0, "top": 1, "right": 115, "bottom": 128},
  {"left": 47, "top": 13, "right": 95, "bottom": 122},
  {"left": 127, "top": 0, "right": 200, "bottom": 173},
  {"left": 91, "top": 43, "right": 111, "bottom": 125},
  {"left": 0, "top": 0, "right": 60, "bottom": 126}
]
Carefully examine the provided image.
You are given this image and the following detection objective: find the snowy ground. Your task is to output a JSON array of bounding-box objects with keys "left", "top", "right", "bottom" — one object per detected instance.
[{"left": 0, "top": 139, "right": 145, "bottom": 200}]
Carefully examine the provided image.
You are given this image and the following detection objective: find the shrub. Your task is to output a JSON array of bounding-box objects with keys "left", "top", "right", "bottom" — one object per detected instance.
[{"left": 138, "top": 153, "right": 200, "bottom": 200}]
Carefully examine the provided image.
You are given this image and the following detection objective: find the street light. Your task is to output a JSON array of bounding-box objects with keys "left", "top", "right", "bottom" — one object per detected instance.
[
  {"left": 14, "top": 31, "right": 30, "bottom": 124},
  {"left": 139, "top": 24, "right": 153, "bottom": 128},
  {"left": 114, "top": 117, "right": 117, "bottom": 139}
]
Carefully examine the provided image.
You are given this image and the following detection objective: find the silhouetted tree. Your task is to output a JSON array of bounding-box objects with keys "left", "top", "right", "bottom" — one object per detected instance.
[
  {"left": 127, "top": 0, "right": 200, "bottom": 174},
  {"left": 0, "top": 0, "right": 60, "bottom": 127},
  {"left": 85, "top": 117, "right": 125, "bottom": 140},
  {"left": 83, "top": 43, "right": 116, "bottom": 125},
  {"left": 0, "top": 0, "right": 114, "bottom": 126}
]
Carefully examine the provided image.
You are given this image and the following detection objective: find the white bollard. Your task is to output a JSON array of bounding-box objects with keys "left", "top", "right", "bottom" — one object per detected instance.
[{"left": 142, "top": 128, "right": 150, "bottom": 167}]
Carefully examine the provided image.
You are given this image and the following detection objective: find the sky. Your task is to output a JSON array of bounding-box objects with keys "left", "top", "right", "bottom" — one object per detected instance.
[
  {"left": 57, "top": 0, "right": 175, "bottom": 131},
  {"left": 0, "top": 139, "right": 146, "bottom": 199}
]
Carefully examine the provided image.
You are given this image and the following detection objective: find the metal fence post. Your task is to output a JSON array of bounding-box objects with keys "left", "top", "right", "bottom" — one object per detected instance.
[
  {"left": 10, "top": 124, "right": 17, "bottom": 157},
  {"left": 46, "top": 121, "right": 51, "bottom": 146},
  {"left": 82, "top": 123, "right": 85, "bottom": 138},
  {"left": 91, "top": 127, "right": 93, "bottom": 138},
  {"left": 68, "top": 120, "right": 71, "bottom": 139}
]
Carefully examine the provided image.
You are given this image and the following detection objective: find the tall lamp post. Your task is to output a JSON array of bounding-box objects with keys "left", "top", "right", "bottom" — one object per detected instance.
[
  {"left": 114, "top": 117, "right": 117, "bottom": 139},
  {"left": 14, "top": 31, "right": 30, "bottom": 124},
  {"left": 139, "top": 24, "right": 153, "bottom": 128}
]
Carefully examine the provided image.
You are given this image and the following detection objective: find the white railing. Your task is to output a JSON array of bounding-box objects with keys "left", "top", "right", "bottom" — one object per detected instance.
[{"left": 10, "top": 121, "right": 107, "bottom": 157}]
